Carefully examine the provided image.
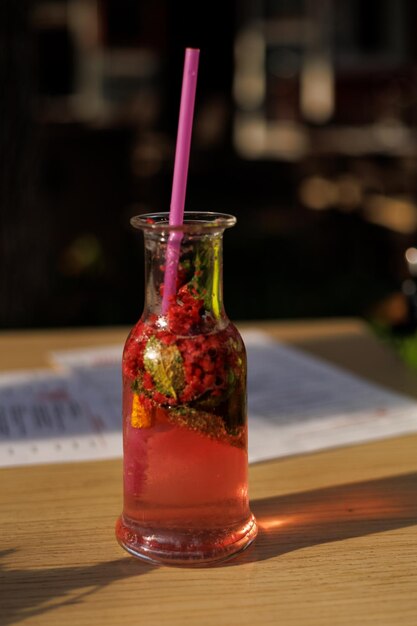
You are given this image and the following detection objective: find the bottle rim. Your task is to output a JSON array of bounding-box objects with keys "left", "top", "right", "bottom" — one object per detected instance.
[{"left": 130, "top": 211, "right": 237, "bottom": 233}]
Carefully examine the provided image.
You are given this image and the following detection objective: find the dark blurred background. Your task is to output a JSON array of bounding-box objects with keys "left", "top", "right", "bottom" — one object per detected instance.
[{"left": 3, "top": 0, "right": 417, "bottom": 360}]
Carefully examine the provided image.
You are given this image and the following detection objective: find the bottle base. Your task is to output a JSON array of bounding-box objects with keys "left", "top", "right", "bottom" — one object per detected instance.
[{"left": 115, "top": 513, "right": 258, "bottom": 567}]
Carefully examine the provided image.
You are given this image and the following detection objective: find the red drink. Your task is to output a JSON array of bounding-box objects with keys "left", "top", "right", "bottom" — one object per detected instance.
[{"left": 116, "top": 213, "right": 257, "bottom": 565}]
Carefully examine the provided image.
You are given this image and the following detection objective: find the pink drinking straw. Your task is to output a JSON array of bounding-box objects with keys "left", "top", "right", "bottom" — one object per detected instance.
[{"left": 162, "top": 48, "right": 200, "bottom": 314}]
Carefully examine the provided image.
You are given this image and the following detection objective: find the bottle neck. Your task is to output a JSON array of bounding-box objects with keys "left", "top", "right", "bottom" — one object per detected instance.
[{"left": 142, "top": 230, "right": 227, "bottom": 333}]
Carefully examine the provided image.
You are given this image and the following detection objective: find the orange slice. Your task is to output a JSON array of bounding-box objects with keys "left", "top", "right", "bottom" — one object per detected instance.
[{"left": 131, "top": 394, "right": 152, "bottom": 428}]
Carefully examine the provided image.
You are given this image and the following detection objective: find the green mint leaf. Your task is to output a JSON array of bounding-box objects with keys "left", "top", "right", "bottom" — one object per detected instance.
[{"left": 143, "top": 336, "right": 185, "bottom": 399}]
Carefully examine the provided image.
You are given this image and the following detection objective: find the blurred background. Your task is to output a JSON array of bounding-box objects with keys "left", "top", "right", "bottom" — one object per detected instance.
[{"left": 3, "top": 0, "right": 417, "bottom": 366}]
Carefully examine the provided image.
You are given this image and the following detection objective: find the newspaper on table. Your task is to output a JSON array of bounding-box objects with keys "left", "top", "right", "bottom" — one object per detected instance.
[{"left": 1, "top": 330, "right": 417, "bottom": 467}]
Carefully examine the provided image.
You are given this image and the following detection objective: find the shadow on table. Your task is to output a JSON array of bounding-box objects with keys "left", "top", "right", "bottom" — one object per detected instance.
[
  {"left": 231, "top": 471, "right": 417, "bottom": 566},
  {"left": 1, "top": 473, "right": 416, "bottom": 619},
  {"left": 0, "top": 551, "right": 154, "bottom": 626}
]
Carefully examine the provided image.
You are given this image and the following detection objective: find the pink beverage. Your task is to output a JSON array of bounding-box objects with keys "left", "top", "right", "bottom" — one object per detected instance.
[{"left": 116, "top": 213, "right": 257, "bottom": 565}]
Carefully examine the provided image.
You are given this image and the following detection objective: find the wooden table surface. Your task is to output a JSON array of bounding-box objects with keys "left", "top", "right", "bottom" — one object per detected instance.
[{"left": 1, "top": 319, "right": 417, "bottom": 626}]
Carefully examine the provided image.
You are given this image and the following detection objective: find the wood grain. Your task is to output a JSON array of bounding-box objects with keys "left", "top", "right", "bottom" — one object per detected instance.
[{"left": 1, "top": 320, "right": 417, "bottom": 626}]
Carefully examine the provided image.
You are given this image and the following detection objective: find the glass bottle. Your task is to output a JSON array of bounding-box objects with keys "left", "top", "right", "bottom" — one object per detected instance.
[{"left": 115, "top": 212, "right": 257, "bottom": 565}]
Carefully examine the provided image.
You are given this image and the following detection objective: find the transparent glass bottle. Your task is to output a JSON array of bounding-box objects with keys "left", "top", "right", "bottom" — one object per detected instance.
[{"left": 115, "top": 212, "right": 257, "bottom": 565}]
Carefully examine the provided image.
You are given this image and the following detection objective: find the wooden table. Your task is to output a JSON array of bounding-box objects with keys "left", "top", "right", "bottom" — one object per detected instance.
[{"left": 1, "top": 319, "right": 417, "bottom": 626}]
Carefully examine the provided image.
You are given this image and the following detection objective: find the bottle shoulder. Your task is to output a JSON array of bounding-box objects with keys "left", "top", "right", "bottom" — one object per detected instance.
[
  {"left": 124, "top": 317, "right": 244, "bottom": 344},
  {"left": 122, "top": 318, "right": 246, "bottom": 378}
]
